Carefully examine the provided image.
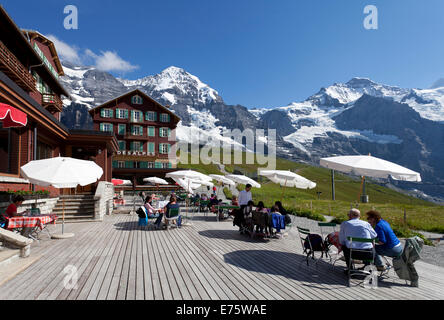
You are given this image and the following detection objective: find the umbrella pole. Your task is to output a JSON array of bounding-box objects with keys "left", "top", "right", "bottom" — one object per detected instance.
[
  {"left": 281, "top": 179, "right": 288, "bottom": 202},
  {"left": 62, "top": 198, "right": 65, "bottom": 234},
  {"left": 358, "top": 176, "right": 365, "bottom": 202}
]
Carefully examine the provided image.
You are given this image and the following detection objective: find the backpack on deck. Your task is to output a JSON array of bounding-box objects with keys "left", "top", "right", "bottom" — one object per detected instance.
[
  {"left": 304, "top": 233, "right": 325, "bottom": 252},
  {"left": 136, "top": 207, "right": 147, "bottom": 219}
]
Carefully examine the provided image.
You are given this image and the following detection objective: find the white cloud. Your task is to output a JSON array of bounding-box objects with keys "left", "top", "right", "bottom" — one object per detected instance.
[
  {"left": 85, "top": 49, "right": 138, "bottom": 73},
  {"left": 46, "top": 35, "right": 138, "bottom": 74},
  {"left": 46, "top": 34, "right": 82, "bottom": 64}
]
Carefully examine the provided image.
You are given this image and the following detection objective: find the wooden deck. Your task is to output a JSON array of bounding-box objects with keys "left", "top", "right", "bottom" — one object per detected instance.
[{"left": 1, "top": 212, "right": 444, "bottom": 300}]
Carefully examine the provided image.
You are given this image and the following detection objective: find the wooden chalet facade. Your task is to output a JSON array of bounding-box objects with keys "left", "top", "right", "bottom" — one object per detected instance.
[
  {"left": 89, "top": 90, "right": 180, "bottom": 185},
  {"left": 0, "top": 6, "right": 118, "bottom": 195}
]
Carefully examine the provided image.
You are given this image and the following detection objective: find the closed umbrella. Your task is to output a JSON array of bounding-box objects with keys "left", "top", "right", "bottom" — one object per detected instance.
[
  {"left": 320, "top": 155, "right": 422, "bottom": 202},
  {"left": 21, "top": 157, "right": 104, "bottom": 237}
]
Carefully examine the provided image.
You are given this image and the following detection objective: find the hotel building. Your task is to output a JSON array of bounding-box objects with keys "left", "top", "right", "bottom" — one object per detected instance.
[{"left": 89, "top": 90, "right": 180, "bottom": 185}]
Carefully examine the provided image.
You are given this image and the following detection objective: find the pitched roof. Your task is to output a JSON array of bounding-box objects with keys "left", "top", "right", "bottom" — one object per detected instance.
[
  {"left": 0, "top": 5, "right": 70, "bottom": 98},
  {"left": 21, "top": 30, "right": 65, "bottom": 76},
  {"left": 88, "top": 89, "right": 180, "bottom": 122}
]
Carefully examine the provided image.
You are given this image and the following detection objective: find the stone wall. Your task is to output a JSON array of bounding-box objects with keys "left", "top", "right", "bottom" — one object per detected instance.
[
  {"left": 94, "top": 182, "right": 114, "bottom": 221},
  {"left": 0, "top": 198, "right": 59, "bottom": 215}
]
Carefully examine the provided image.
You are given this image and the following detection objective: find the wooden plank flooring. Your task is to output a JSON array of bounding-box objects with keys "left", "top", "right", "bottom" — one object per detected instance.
[{"left": 1, "top": 212, "right": 443, "bottom": 300}]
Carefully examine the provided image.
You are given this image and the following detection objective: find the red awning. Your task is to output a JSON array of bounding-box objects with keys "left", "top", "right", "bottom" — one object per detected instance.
[{"left": 0, "top": 103, "right": 28, "bottom": 128}]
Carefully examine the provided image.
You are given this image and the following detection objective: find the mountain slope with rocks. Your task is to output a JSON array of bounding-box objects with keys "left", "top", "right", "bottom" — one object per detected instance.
[{"left": 59, "top": 62, "right": 444, "bottom": 200}]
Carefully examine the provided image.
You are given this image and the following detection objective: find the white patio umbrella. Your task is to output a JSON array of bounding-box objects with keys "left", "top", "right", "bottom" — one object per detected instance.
[
  {"left": 209, "top": 174, "right": 236, "bottom": 197},
  {"left": 259, "top": 170, "right": 317, "bottom": 189},
  {"left": 320, "top": 155, "right": 422, "bottom": 202},
  {"left": 259, "top": 170, "right": 316, "bottom": 200},
  {"left": 209, "top": 174, "right": 236, "bottom": 186},
  {"left": 143, "top": 177, "right": 169, "bottom": 185},
  {"left": 21, "top": 157, "right": 104, "bottom": 238},
  {"left": 173, "top": 178, "right": 196, "bottom": 194},
  {"left": 166, "top": 170, "right": 213, "bottom": 182},
  {"left": 166, "top": 171, "right": 213, "bottom": 212},
  {"left": 225, "top": 174, "right": 261, "bottom": 189},
  {"left": 143, "top": 177, "right": 169, "bottom": 194}
]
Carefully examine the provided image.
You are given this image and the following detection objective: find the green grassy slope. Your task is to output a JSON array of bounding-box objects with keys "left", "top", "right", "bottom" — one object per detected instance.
[{"left": 177, "top": 150, "right": 444, "bottom": 234}]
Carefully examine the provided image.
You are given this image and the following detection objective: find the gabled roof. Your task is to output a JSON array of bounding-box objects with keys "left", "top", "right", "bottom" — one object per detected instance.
[
  {"left": 88, "top": 89, "right": 180, "bottom": 122},
  {"left": 0, "top": 6, "right": 70, "bottom": 98},
  {"left": 22, "top": 30, "right": 65, "bottom": 76}
]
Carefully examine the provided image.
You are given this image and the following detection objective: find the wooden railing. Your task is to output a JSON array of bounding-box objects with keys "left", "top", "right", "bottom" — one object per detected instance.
[
  {"left": 42, "top": 93, "right": 63, "bottom": 111},
  {"left": 0, "top": 40, "right": 36, "bottom": 92}
]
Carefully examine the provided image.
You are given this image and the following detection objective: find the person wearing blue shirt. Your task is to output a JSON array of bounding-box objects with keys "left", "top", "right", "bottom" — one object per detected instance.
[{"left": 366, "top": 210, "right": 403, "bottom": 271}]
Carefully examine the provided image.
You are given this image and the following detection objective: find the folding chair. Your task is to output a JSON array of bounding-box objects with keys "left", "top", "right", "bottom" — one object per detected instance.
[
  {"left": 318, "top": 222, "right": 339, "bottom": 266},
  {"left": 346, "top": 237, "right": 377, "bottom": 287},
  {"left": 164, "top": 208, "right": 181, "bottom": 230},
  {"left": 297, "top": 226, "right": 328, "bottom": 268}
]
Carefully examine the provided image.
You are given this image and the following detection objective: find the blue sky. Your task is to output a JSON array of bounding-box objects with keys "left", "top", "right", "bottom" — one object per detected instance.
[{"left": 3, "top": 0, "right": 444, "bottom": 108}]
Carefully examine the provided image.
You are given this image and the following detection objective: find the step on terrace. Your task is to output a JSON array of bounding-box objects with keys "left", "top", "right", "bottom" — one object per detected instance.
[{"left": 52, "top": 195, "right": 96, "bottom": 223}]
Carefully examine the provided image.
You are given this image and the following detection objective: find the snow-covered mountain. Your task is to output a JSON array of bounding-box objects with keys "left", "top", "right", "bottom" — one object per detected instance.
[{"left": 59, "top": 62, "right": 444, "bottom": 199}]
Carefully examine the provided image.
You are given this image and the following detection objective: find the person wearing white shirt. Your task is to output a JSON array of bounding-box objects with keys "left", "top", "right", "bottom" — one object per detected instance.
[
  {"left": 238, "top": 184, "right": 253, "bottom": 206},
  {"left": 234, "top": 184, "right": 253, "bottom": 232},
  {"left": 339, "top": 208, "right": 378, "bottom": 272}
]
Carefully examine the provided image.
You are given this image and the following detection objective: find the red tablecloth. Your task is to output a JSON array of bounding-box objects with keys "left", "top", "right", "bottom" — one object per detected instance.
[{"left": 7, "top": 214, "right": 58, "bottom": 230}]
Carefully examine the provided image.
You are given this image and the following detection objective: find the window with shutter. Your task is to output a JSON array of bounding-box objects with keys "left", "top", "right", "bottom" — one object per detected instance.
[
  {"left": 148, "top": 127, "right": 155, "bottom": 137},
  {"left": 118, "top": 124, "right": 126, "bottom": 135},
  {"left": 148, "top": 143, "right": 155, "bottom": 154}
]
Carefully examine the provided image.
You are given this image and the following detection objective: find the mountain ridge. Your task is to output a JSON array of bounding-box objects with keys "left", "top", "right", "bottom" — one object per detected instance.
[{"left": 59, "top": 61, "right": 444, "bottom": 200}]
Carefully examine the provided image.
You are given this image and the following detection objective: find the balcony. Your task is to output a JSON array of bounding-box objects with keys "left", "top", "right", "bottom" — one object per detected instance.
[
  {"left": 0, "top": 40, "right": 36, "bottom": 92},
  {"left": 42, "top": 93, "right": 63, "bottom": 112},
  {"left": 124, "top": 133, "right": 151, "bottom": 141}
]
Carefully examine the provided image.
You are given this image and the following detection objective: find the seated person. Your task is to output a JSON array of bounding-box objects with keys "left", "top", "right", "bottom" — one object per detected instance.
[
  {"left": 155, "top": 195, "right": 180, "bottom": 229},
  {"left": 242, "top": 201, "right": 255, "bottom": 234},
  {"left": 6, "top": 195, "right": 25, "bottom": 218},
  {"left": 275, "top": 201, "right": 292, "bottom": 225},
  {"left": 200, "top": 194, "right": 208, "bottom": 201},
  {"left": 270, "top": 205, "right": 281, "bottom": 215},
  {"left": 144, "top": 195, "right": 160, "bottom": 217},
  {"left": 253, "top": 201, "right": 269, "bottom": 234},
  {"left": 209, "top": 195, "right": 219, "bottom": 209},
  {"left": 228, "top": 196, "right": 239, "bottom": 217},
  {"left": 339, "top": 209, "right": 377, "bottom": 273},
  {"left": 366, "top": 210, "right": 403, "bottom": 272}
]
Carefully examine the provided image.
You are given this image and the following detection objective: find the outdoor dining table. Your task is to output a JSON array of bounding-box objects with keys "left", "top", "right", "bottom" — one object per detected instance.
[{"left": 7, "top": 214, "right": 58, "bottom": 240}]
